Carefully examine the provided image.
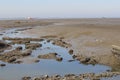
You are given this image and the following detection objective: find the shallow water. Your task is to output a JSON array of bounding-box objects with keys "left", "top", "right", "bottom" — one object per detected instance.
[
  {"left": 0, "top": 27, "right": 33, "bottom": 40},
  {"left": 0, "top": 27, "right": 112, "bottom": 80}
]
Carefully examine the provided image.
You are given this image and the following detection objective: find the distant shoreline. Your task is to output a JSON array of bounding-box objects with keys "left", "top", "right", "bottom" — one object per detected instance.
[{"left": 1, "top": 17, "right": 120, "bottom": 20}]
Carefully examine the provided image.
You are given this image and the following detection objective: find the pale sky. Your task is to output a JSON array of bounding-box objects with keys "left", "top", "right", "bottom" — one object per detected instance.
[{"left": 0, "top": 0, "right": 120, "bottom": 18}]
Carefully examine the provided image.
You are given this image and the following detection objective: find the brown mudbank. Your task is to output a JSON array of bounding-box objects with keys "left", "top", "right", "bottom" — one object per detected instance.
[
  {"left": 41, "top": 35, "right": 57, "bottom": 38},
  {"left": 0, "top": 49, "right": 32, "bottom": 63},
  {"left": 3, "top": 37, "right": 22, "bottom": 40},
  {"left": 52, "top": 39, "right": 71, "bottom": 48},
  {"left": 38, "top": 53, "right": 63, "bottom": 61},
  {"left": 15, "top": 28, "right": 32, "bottom": 31},
  {"left": 75, "top": 55, "right": 97, "bottom": 65},
  {"left": 3, "top": 37, "right": 44, "bottom": 41},
  {"left": 10, "top": 40, "right": 30, "bottom": 44},
  {"left": 26, "top": 43, "right": 42, "bottom": 50},
  {"left": 38, "top": 53, "right": 57, "bottom": 59}
]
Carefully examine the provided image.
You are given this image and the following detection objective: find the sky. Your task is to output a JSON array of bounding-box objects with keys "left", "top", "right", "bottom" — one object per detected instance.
[{"left": 0, "top": 0, "right": 120, "bottom": 18}]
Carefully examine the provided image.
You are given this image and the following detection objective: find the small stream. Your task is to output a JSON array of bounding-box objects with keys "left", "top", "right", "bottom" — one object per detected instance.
[{"left": 0, "top": 27, "right": 116, "bottom": 80}]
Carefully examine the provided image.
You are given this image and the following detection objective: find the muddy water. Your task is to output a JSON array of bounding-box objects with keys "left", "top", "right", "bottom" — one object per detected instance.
[{"left": 0, "top": 27, "right": 112, "bottom": 80}]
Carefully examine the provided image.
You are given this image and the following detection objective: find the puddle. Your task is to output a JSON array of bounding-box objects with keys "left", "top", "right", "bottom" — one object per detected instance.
[{"left": 0, "top": 27, "right": 112, "bottom": 80}]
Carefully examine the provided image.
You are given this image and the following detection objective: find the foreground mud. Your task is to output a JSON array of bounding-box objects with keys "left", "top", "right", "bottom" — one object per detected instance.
[{"left": 22, "top": 72, "right": 120, "bottom": 80}]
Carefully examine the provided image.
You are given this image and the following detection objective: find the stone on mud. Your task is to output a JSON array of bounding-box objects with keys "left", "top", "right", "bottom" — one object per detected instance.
[
  {"left": 38, "top": 53, "right": 63, "bottom": 62},
  {"left": 68, "top": 49, "right": 74, "bottom": 55}
]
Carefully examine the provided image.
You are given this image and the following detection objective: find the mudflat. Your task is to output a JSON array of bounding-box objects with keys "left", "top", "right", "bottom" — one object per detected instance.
[
  {"left": 22, "top": 18, "right": 120, "bottom": 68},
  {"left": 0, "top": 18, "right": 120, "bottom": 80}
]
